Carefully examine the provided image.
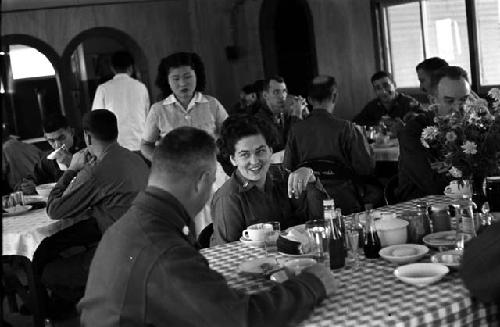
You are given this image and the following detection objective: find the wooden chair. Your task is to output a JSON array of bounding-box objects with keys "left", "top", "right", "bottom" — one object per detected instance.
[{"left": 197, "top": 223, "right": 214, "bottom": 249}]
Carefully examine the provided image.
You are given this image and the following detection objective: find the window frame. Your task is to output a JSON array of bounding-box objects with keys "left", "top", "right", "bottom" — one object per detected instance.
[{"left": 372, "top": 0, "right": 500, "bottom": 95}]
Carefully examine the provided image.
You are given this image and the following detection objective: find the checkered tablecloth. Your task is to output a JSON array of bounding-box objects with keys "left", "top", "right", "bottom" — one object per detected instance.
[
  {"left": 201, "top": 195, "right": 499, "bottom": 326},
  {"left": 2, "top": 208, "right": 87, "bottom": 260}
]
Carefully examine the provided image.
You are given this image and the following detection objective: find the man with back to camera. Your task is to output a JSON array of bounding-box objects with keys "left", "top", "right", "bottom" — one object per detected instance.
[
  {"left": 396, "top": 66, "right": 471, "bottom": 201},
  {"left": 79, "top": 126, "right": 338, "bottom": 327},
  {"left": 284, "top": 75, "right": 382, "bottom": 214},
  {"left": 92, "top": 50, "right": 150, "bottom": 153},
  {"left": 33, "top": 109, "right": 149, "bottom": 318},
  {"left": 353, "top": 71, "right": 422, "bottom": 131},
  {"left": 17, "top": 114, "right": 85, "bottom": 194},
  {"left": 416, "top": 57, "right": 449, "bottom": 101}
]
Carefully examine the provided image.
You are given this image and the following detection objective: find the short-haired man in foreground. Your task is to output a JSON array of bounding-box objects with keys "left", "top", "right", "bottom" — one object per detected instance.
[{"left": 79, "top": 127, "right": 338, "bottom": 327}]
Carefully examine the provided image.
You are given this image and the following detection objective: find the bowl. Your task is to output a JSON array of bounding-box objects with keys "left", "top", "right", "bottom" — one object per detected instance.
[
  {"left": 284, "top": 258, "right": 317, "bottom": 276},
  {"left": 430, "top": 249, "right": 462, "bottom": 270},
  {"left": 379, "top": 244, "right": 429, "bottom": 264},
  {"left": 394, "top": 263, "right": 449, "bottom": 287},
  {"left": 35, "top": 183, "right": 56, "bottom": 198},
  {"left": 375, "top": 218, "right": 409, "bottom": 247}
]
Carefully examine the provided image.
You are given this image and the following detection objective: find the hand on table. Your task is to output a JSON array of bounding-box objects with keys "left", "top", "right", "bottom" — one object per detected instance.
[
  {"left": 17, "top": 179, "right": 37, "bottom": 195},
  {"left": 303, "top": 264, "right": 339, "bottom": 296},
  {"left": 287, "top": 167, "right": 316, "bottom": 199}
]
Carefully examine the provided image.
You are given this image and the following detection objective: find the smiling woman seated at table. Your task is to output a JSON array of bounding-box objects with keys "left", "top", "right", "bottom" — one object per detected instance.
[{"left": 210, "top": 114, "right": 325, "bottom": 245}]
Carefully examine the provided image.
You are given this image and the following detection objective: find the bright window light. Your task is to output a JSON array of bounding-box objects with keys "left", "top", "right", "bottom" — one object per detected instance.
[{"left": 9, "top": 45, "right": 55, "bottom": 80}]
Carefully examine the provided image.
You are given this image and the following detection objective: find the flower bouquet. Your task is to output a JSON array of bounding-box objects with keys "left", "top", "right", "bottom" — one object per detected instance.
[{"left": 420, "top": 88, "right": 500, "bottom": 190}]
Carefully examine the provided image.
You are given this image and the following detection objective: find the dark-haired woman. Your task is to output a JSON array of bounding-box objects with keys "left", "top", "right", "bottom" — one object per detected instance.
[
  {"left": 141, "top": 52, "right": 228, "bottom": 161},
  {"left": 210, "top": 115, "right": 326, "bottom": 245}
]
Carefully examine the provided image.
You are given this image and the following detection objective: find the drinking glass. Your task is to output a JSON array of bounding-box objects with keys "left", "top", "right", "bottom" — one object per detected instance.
[
  {"left": 305, "top": 220, "right": 329, "bottom": 266},
  {"left": 264, "top": 221, "right": 280, "bottom": 256},
  {"left": 346, "top": 228, "right": 361, "bottom": 271}
]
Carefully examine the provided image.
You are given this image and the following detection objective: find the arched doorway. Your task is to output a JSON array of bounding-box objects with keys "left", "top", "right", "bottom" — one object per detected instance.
[
  {"left": 61, "top": 27, "right": 150, "bottom": 126},
  {"left": 1, "top": 34, "right": 64, "bottom": 140},
  {"left": 259, "top": 0, "right": 318, "bottom": 97}
]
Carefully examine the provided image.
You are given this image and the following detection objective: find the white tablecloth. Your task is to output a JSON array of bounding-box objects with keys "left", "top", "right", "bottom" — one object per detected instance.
[
  {"left": 2, "top": 208, "right": 87, "bottom": 260},
  {"left": 372, "top": 144, "right": 399, "bottom": 162}
]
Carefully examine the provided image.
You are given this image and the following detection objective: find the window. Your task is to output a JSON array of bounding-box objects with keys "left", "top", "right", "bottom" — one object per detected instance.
[
  {"left": 9, "top": 44, "right": 55, "bottom": 80},
  {"left": 476, "top": 0, "right": 500, "bottom": 85},
  {"left": 376, "top": 0, "right": 500, "bottom": 89}
]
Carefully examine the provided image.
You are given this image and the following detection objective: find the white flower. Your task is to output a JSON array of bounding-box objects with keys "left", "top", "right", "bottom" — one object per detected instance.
[
  {"left": 449, "top": 166, "right": 463, "bottom": 178},
  {"left": 488, "top": 88, "right": 500, "bottom": 101},
  {"left": 421, "top": 126, "right": 439, "bottom": 140},
  {"left": 461, "top": 141, "right": 478, "bottom": 155}
]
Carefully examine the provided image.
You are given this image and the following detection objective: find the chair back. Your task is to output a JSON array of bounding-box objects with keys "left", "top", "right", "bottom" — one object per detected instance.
[
  {"left": 197, "top": 223, "right": 213, "bottom": 249},
  {"left": 296, "top": 158, "right": 355, "bottom": 181},
  {"left": 384, "top": 175, "right": 400, "bottom": 205}
]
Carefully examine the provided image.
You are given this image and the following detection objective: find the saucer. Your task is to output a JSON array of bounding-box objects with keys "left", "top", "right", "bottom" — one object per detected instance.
[
  {"left": 430, "top": 249, "right": 462, "bottom": 270},
  {"left": 3, "top": 205, "right": 33, "bottom": 217},
  {"left": 423, "top": 231, "right": 471, "bottom": 248},
  {"left": 394, "top": 263, "right": 448, "bottom": 287},
  {"left": 239, "top": 236, "right": 265, "bottom": 248}
]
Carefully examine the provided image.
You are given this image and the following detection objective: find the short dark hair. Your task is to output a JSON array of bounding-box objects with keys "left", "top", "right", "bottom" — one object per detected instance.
[
  {"left": 430, "top": 66, "right": 469, "bottom": 93},
  {"left": 263, "top": 76, "right": 285, "bottom": 92},
  {"left": 218, "top": 114, "right": 276, "bottom": 157},
  {"left": 111, "top": 51, "right": 134, "bottom": 71},
  {"left": 416, "top": 57, "right": 448, "bottom": 73},
  {"left": 155, "top": 52, "right": 206, "bottom": 97},
  {"left": 308, "top": 75, "right": 337, "bottom": 103},
  {"left": 370, "top": 71, "right": 394, "bottom": 84},
  {"left": 242, "top": 84, "right": 256, "bottom": 95},
  {"left": 43, "top": 114, "right": 69, "bottom": 133},
  {"left": 152, "top": 127, "right": 216, "bottom": 180},
  {"left": 82, "top": 109, "right": 118, "bottom": 142}
]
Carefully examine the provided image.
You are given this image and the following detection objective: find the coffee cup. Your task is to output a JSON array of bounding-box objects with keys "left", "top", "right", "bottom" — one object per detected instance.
[
  {"left": 445, "top": 180, "right": 472, "bottom": 195},
  {"left": 242, "top": 223, "right": 273, "bottom": 241}
]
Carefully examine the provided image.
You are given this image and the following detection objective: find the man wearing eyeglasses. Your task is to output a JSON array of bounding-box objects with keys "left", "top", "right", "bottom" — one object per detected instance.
[{"left": 17, "top": 115, "right": 85, "bottom": 194}]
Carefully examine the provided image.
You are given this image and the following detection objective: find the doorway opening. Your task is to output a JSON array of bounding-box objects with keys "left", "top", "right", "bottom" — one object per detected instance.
[{"left": 259, "top": 0, "right": 318, "bottom": 97}]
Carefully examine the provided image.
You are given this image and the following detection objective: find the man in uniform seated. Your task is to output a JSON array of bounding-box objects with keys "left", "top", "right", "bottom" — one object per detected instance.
[
  {"left": 80, "top": 127, "right": 338, "bottom": 327},
  {"left": 34, "top": 110, "right": 149, "bottom": 318},
  {"left": 17, "top": 115, "right": 84, "bottom": 194},
  {"left": 353, "top": 71, "right": 422, "bottom": 131},
  {"left": 284, "top": 75, "right": 382, "bottom": 214}
]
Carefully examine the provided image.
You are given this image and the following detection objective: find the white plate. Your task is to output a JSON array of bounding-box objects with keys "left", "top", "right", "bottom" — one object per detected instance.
[
  {"left": 394, "top": 263, "right": 449, "bottom": 287},
  {"left": 3, "top": 205, "right": 33, "bottom": 217},
  {"left": 430, "top": 249, "right": 462, "bottom": 269},
  {"left": 239, "top": 236, "right": 265, "bottom": 248},
  {"left": 239, "top": 257, "right": 281, "bottom": 275},
  {"left": 278, "top": 252, "right": 315, "bottom": 258},
  {"left": 379, "top": 244, "right": 429, "bottom": 264},
  {"left": 423, "top": 231, "right": 470, "bottom": 248}
]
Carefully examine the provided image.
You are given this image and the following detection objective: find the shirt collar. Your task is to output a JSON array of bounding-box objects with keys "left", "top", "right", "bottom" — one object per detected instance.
[
  {"left": 162, "top": 92, "right": 208, "bottom": 106},
  {"left": 231, "top": 169, "right": 273, "bottom": 193},
  {"left": 133, "top": 186, "right": 197, "bottom": 244},
  {"left": 113, "top": 73, "right": 130, "bottom": 79}
]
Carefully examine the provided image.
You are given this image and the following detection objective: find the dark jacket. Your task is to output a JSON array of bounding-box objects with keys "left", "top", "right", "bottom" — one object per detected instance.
[
  {"left": 47, "top": 143, "right": 149, "bottom": 233},
  {"left": 254, "top": 103, "right": 299, "bottom": 152},
  {"left": 79, "top": 186, "right": 327, "bottom": 327},
  {"left": 353, "top": 92, "right": 422, "bottom": 127},
  {"left": 396, "top": 111, "right": 450, "bottom": 201},
  {"left": 211, "top": 165, "right": 325, "bottom": 245},
  {"left": 284, "top": 109, "right": 379, "bottom": 213},
  {"left": 461, "top": 222, "right": 500, "bottom": 303}
]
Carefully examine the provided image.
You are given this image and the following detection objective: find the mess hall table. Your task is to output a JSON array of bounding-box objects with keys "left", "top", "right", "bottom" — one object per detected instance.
[
  {"left": 200, "top": 195, "right": 498, "bottom": 326},
  {"left": 2, "top": 207, "right": 88, "bottom": 327}
]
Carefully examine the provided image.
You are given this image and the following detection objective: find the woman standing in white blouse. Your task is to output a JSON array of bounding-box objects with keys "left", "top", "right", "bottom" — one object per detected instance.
[{"left": 141, "top": 52, "right": 228, "bottom": 161}]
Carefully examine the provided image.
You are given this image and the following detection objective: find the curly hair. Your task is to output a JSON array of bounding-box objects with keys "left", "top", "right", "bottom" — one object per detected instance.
[
  {"left": 218, "top": 114, "right": 277, "bottom": 157},
  {"left": 155, "top": 52, "right": 206, "bottom": 98}
]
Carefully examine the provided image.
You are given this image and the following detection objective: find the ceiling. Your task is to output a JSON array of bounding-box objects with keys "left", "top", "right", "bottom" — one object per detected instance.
[{"left": 1, "top": 0, "right": 165, "bottom": 12}]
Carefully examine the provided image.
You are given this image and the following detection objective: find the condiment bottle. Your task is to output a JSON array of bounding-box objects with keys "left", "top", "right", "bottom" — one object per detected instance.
[
  {"left": 429, "top": 204, "right": 452, "bottom": 232},
  {"left": 363, "top": 211, "right": 381, "bottom": 259},
  {"left": 324, "top": 200, "right": 345, "bottom": 269},
  {"left": 415, "top": 201, "right": 431, "bottom": 236}
]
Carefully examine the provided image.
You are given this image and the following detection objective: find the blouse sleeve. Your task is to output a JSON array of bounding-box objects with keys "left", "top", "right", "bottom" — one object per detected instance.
[{"left": 143, "top": 103, "right": 161, "bottom": 143}]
